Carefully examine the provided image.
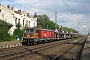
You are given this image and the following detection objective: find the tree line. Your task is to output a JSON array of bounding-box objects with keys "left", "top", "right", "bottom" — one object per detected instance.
[{"left": 37, "top": 14, "right": 78, "bottom": 33}]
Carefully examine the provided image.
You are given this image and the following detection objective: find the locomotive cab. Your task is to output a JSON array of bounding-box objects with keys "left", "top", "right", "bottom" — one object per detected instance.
[
  {"left": 24, "top": 28, "right": 38, "bottom": 38},
  {"left": 22, "top": 28, "right": 39, "bottom": 45}
]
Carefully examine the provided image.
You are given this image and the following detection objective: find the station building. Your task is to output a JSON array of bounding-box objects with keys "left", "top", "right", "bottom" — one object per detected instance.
[{"left": 0, "top": 4, "right": 37, "bottom": 35}]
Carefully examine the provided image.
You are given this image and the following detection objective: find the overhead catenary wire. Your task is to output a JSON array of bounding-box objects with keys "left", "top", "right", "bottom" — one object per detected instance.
[
  {"left": 69, "top": 0, "right": 80, "bottom": 20},
  {"left": 37, "top": 0, "right": 67, "bottom": 25},
  {"left": 33, "top": 0, "right": 53, "bottom": 15},
  {"left": 7, "top": 0, "right": 77, "bottom": 25},
  {"left": 7, "top": 0, "right": 38, "bottom": 14},
  {"left": 62, "top": 0, "right": 78, "bottom": 21},
  {"left": 69, "top": 0, "right": 81, "bottom": 29},
  {"left": 38, "top": 0, "right": 55, "bottom": 13},
  {"left": 8, "top": 0, "right": 55, "bottom": 16}
]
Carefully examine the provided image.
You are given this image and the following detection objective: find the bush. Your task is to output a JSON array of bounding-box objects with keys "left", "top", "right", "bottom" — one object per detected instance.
[
  {"left": 13, "top": 23, "right": 24, "bottom": 40},
  {"left": 0, "top": 20, "right": 24, "bottom": 42},
  {"left": 0, "top": 20, "right": 11, "bottom": 42},
  {"left": 13, "top": 29, "right": 24, "bottom": 40}
]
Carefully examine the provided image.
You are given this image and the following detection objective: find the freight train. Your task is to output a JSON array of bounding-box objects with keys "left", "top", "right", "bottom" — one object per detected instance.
[{"left": 22, "top": 27, "right": 79, "bottom": 45}]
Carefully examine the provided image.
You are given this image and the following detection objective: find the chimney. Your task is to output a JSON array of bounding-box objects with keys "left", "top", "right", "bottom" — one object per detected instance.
[
  {"left": 18, "top": 10, "right": 21, "bottom": 12},
  {"left": 7, "top": 5, "right": 10, "bottom": 9},
  {"left": 11, "top": 7, "right": 13, "bottom": 10},
  {"left": 27, "top": 13, "right": 29, "bottom": 16}
]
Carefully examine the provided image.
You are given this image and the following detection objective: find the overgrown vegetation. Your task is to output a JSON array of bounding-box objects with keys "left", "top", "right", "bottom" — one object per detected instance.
[
  {"left": 37, "top": 15, "right": 56, "bottom": 29},
  {"left": 13, "top": 23, "right": 24, "bottom": 40},
  {"left": 0, "top": 20, "right": 11, "bottom": 42},
  {"left": 59, "top": 26, "right": 78, "bottom": 33},
  {"left": 0, "top": 20, "right": 24, "bottom": 42}
]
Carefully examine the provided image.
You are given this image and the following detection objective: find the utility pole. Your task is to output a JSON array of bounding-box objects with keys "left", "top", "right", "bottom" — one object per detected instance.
[
  {"left": 55, "top": 11, "right": 58, "bottom": 32},
  {"left": 55, "top": 11, "right": 57, "bottom": 29},
  {"left": 78, "top": 23, "right": 79, "bottom": 34}
]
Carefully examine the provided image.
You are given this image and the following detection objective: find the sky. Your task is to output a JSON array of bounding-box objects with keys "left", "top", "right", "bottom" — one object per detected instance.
[{"left": 0, "top": 0, "right": 90, "bottom": 35}]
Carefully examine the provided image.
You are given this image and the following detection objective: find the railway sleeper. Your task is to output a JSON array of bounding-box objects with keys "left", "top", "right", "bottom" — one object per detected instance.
[{"left": 0, "top": 50, "right": 32, "bottom": 60}]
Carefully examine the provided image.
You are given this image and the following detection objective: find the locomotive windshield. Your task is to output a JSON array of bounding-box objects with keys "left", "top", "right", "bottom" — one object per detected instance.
[
  {"left": 25, "top": 29, "right": 29, "bottom": 33},
  {"left": 25, "top": 28, "right": 34, "bottom": 33},
  {"left": 30, "top": 29, "right": 34, "bottom": 33}
]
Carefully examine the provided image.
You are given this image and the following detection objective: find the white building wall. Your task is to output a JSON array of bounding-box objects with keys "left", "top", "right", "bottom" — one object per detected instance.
[
  {"left": 25, "top": 17, "right": 30, "bottom": 27},
  {"left": 0, "top": 8, "right": 15, "bottom": 25},
  {"left": 34, "top": 18, "right": 37, "bottom": 27},
  {"left": 14, "top": 14, "right": 21, "bottom": 24},
  {"left": 0, "top": 5, "right": 37, "bottom": 35},
  {"left": 14, "top": 12, "right": 37, "bottom": 28},
  {"left": 8, "top": 26, "right": 17, "bottom": 35}
]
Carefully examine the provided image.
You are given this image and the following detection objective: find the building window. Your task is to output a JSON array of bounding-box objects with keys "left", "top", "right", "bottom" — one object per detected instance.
[
  {"left": 0, "top": 9, "right": 1, "bottom": 13},
  {"left": 26, "top": 20, "right": 28, "bottom": 27},
  {"left": 23, "top": 20, "right": 24, "bottom": 26},
  {"left": 29, "top": 21, "right": 30, "bottom": 27},
  {"left": 15, "top": 18, "right": 17, "bottom": 25},
  {"left": 34, "top": 22, "right": 35, "bottom": 27},
  {"left": 18, "top": 19, "right": 20, "bottom": 23}
]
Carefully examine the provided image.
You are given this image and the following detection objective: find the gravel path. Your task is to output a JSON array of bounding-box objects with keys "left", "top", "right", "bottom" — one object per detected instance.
[{"left": 81, "top": 36, "right": 90, "bottom": 60}]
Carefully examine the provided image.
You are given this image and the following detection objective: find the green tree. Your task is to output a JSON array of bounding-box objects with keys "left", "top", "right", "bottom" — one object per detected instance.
[
  {"left": 37, "top": 14, "right": 56, "bottom": 29},
  {"left": 16, "top": 22, "right": 21, "bottom": 30},
  {"left": 34, "top": 12, "right": 37, "bottom": 17},
  {"left": 59, "top": 26, "right": 78, "bottom": 33},
  {"left": 0, "top": 20, "right": 11, "bottom": 42},
  {"left": 37, "top": 14, "right": 78, "bottom": 33},
  {"left": 13, "top": 23, "right": 24, "bottom": 40}
]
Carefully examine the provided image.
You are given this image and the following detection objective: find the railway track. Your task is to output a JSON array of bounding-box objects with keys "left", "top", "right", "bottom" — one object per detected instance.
[
  {"left": 0, "top": 37, "right": 86, "bottom": 60},
  {"left": 0, "top": 37, "right": 79, "bottom": 52},
  {"left": 51, "top": 37, "right": 86, "bottom": 60}
]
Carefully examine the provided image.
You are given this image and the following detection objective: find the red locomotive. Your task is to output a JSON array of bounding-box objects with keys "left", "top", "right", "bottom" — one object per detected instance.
[{"left": 22, "top": 27, "right": 56, "bottom": 45}]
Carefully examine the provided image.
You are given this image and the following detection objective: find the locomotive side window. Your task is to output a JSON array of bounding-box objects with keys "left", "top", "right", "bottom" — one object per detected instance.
[
  {"left": 30, "top": 29, "right": 34, "bottom": 33},
  {"left": 25, "top": 29, "right": 29, "bottom": 33}
]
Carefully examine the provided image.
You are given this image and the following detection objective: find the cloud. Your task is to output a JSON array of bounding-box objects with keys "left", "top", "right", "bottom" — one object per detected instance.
[
  {"left": 1, "top": 0, "right": 90, "bottom": 34},
  {"left": 1, "top": 1, "right": 14, "bottom": 7}
]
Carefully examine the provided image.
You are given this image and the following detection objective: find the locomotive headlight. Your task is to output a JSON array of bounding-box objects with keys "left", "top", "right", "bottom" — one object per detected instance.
[{"left": 27, "top": 34, "right": 30, "bottom": 37}]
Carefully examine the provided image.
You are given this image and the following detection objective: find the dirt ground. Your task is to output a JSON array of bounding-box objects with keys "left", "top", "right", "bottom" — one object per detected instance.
[{"left": 81, "top": 36, "right": 90, "bottom": 60}]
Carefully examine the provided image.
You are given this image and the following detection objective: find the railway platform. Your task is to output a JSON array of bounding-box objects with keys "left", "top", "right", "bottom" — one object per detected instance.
[
  {"left": 81, "top": 36, "right": 90, "bottom": 60},
  {"left": 0, "top": 41, "right": 22, "bottom": 49}
]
